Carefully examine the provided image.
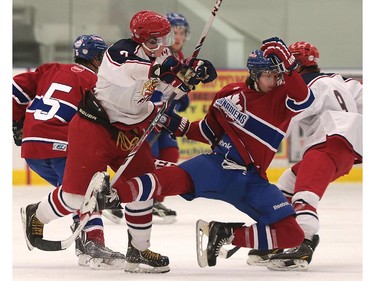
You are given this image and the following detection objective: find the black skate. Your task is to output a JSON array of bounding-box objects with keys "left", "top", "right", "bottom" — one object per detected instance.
[
  {"left": 267, "top": 235, "right": 320, "bottom": 271},
  {"left": 206, "top": 221, "right": 244, "bottom": 267},
  {"left": 70, "top": 221, "right": 89, "bottom": 266},
  {"left": 102, "top": 209, "right": 124, "bottom": 224},
  {"left": 247, "top": 248, "right": 284, "bottom": 266},
  {"left": 124, "top": 231, "right": 170, "bottom": 273},
  {"left": 96, "top": 172, "right": 122, "bottom": 210},
  {"left": 152, "top": 199, "right": 177, "bottom": 224},
  {"left": 20, "top": 202, "right": 44, "bottom": 251},
  {"left": 84, "top": 240, "right": 126, "bottom": 269}
]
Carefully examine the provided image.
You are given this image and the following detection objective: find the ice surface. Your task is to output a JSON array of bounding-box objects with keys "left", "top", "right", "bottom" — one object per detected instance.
[{"left": 12, "top": 183, "right": 365, "bottom": 281}]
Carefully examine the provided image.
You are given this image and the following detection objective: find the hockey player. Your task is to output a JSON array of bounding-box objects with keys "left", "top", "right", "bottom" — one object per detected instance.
[
  {"left": 20, "top": 10, "right": 216, "bottom": 274},
  {"left": 249, "top": 41, "right": 362, "bottom": 271},
  {"left": 94, "top": 37, "right": 316, "bottom": 268},
  {"left": 13, "top": 34, "right": 127, "bottom": 269},
  {"left": 104, "top": 12, "right": 192, "bottom": 224}
]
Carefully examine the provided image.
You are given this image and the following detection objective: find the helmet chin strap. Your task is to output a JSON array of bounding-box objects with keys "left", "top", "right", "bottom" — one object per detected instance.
[{"left": 142, "top": 43, "right": 162, "bottom": 58}]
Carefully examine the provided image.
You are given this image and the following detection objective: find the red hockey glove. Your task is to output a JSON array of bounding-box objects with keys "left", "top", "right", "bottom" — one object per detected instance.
[{"left": 261, "top": 37, "right": 297, "bottom": 72}]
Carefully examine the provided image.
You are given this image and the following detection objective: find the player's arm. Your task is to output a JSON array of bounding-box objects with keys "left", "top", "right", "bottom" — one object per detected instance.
[{"left": 344, "top": 78, "right": 362, "bottom": 114}]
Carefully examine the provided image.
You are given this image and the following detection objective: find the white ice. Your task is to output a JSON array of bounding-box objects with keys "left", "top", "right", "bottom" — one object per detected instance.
[{"left": 12, "top": 183, "right": 365, "bottom": 281}]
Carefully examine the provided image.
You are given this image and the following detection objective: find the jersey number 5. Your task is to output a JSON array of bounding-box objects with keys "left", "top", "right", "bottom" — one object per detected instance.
[{"left": 34, "top": 83, "right": 72, "bottom": 121}]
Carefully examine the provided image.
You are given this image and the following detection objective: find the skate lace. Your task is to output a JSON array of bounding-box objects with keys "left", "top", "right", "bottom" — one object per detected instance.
[
  {"left": 215, "top": 238, "right": 231, "bottom": 255},
  {"left": 142, "top": 249, "right": 161, "bottom": 261},
  {"left": 32, "top": 216, "right": 44, "bottom": 236}
]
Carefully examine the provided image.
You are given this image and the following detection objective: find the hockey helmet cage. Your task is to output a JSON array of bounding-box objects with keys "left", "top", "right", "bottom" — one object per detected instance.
[
  {"left": 73, "top": 34, "right": 107, "bottom": 62},
  {"left": 247, "top": 50, "right": 278, "bottom": 81},
  {"left": 130, "top": 10, "right": 173, "bottom": 45},
  {"left": 289, "top": 41, "right": 320, "bottom": 67},
  {"left": 166, "top": 12, "right": 190, "bottom": 38}
]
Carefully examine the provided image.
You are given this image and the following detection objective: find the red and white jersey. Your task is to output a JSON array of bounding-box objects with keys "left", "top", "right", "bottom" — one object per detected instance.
[
  {"left": 95, "top": 39, "right": 175, "bottom": 129},
  {"left": 12, "top": 63, "right": 98, "bottom": 159},
  {"left": 290, "top": 73, "right": 363, "bottom": 162},
  {"left": 185, "top": 71, "right": 314, "bottom": 179}
]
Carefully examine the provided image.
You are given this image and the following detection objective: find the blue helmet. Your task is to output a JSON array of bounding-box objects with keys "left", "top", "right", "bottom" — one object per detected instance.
[
  {"left": 166, "top": 13, "right": 190, "bottom": 38},
  {"left": 73, "top": 34, "right": 108, "bottom": 61},
  {"left": 247, "top": 50, "right": 277, "bottom": 81}
]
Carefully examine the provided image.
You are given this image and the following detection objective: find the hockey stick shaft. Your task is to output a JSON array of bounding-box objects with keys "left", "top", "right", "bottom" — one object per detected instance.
[
  {"left": 147, "top": 0, "right": 223, "bottom": 149},
  {"left": 110, "top": 0, "right": 223, "bottom": 187},
  {"left": 192, "top": 0, "right": 223, "bottom": 58}
]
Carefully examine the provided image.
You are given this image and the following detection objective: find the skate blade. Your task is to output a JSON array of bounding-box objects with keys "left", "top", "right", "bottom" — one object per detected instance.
[
  {"left": 89, "top": 258, "right": 126, "bottom": 270},
  {"left": 196, "top": 219, "right": 209, "bottom": 268},
  {"left": 267, "top": 259, "right": 308, "bottom": 271},
  {"left": 152, "top": 215, "right": 177, "bottom": 225},
  {"left": 246, "top": 255, "right": 270, "bottom": 266},
  {"left": 102, "top": 210, "right": 123, "bottom": 224},
  {"left": 124, "top": 263, "right": 170, "bottom": 273},
  {"left": 20, "top": 207, "right": 34, "bottom": 251},
  {"left": 77, "top": 254, "right": 90, "bottom": 267}
]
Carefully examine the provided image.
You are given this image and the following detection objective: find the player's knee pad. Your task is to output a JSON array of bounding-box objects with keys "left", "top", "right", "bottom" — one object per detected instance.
[
  {"left": 126, "top": 173, "right": 158, "bottom": 202},
  {"left": 292, "top": 191, "right": 320, "bottom": 239},
  {"left": 276, "top": 168, "right": 296, "bottom": 201}
]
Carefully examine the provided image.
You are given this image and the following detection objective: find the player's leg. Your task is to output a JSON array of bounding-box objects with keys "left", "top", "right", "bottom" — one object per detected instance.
[{"left": 62, "top": 116, "right": 126, "bottom": 269}]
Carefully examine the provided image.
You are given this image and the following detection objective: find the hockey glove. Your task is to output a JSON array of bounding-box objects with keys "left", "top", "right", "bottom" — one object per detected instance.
[
  {"left": 261, "top": 37, "right": 297, "bottom": 72},
  {"left": 184, "top": 57, "right": 218, "bottom": 85},
  {"left": 158, "top": 111, "right": 190, "bottom": 137},
  {"left": 12, "top": 118, "right": 24, "bottom": 146},
  {"left": 150, "top": 56, "right": 192, "bottom": 96}
]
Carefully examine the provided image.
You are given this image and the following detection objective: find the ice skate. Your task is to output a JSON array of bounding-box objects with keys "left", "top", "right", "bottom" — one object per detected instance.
[
  {"left": 152, "top": 199, "right": 177, "bottom": 224},
  {"left": 247, "top": 248, "right": 283, "bottom": 266},
  {"left": 20, "top": 202, "right": 44, "bottom": 251},
  {"left": 267, "top": 235, "right": 320, "bottom": 271},
  {"left": 124, "top": 230, "right": 170, "bottom": 273},
  {"left": 84, "top": 240, "right": 126, "bottom": 270},
  {"left": 102, "top": 209, "right": 124, "bottom": 224},
  {"left": 196, "top": 220, "right": 244, "bottom": 267}
]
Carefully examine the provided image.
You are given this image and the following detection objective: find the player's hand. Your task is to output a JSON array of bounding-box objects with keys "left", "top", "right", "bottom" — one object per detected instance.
[
  {"left": 157, "top": 110, "right": 190, "bottom": 137},
  {"left": 261, "top": 37, "right": 296, "bottom": 72},
  {"left": 12, "top": 118, "right": 24, "bottom": 146},
  {"left": 183, "top": 57, "right": 217, "bottom": 85},
  {"left": 150, "top": 56, "right": 193, "bottom": 96}
]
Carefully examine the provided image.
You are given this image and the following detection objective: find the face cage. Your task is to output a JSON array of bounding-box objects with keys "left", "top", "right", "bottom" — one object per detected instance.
[
  {"left": 251, "top": 69, "right": 283, "bottom": 84},
  {"left": 146, "top": 29, "right": 175, "bottom": 48}
]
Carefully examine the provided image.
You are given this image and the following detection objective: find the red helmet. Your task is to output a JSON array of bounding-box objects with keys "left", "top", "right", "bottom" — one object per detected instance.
[
  {"left": 288, "top": 41, "right": 320, "bottom": 67},
  {"left": 130, "top": 10, "right": 172, "bottom": 44}
]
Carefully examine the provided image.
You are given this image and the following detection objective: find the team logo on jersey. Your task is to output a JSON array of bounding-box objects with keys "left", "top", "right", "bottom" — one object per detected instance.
[
  {"left": 116, "top": 131, "right": 139, "bottom": 151},
  {"left": 52, "top": 143, "right": 67, "bottom": 151},
  {"left": 138, "top": 79, "right": 159, "bottom": 104},
  {"left": 214, "top": 94, "right": 248, "bottom": 126},
  {"left": 71, "top": 65, "right": 84, "bottom": 73}
]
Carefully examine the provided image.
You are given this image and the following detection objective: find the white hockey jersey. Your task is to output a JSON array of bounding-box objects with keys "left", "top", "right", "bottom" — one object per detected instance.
[
  {"left": 95, "top": 39, "right": 175, "bottom": 127},
  {"left": 289, "top": 72, "right": 362, "bottom": 162}
]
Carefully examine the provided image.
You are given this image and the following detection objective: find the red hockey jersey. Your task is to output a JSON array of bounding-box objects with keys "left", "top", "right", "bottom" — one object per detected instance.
[
  {"left": 12, "top": 63, "right": 97, "bottom": 159},
  {"left": 186, "top": 71, "right": 314, "bottom": 179}
]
